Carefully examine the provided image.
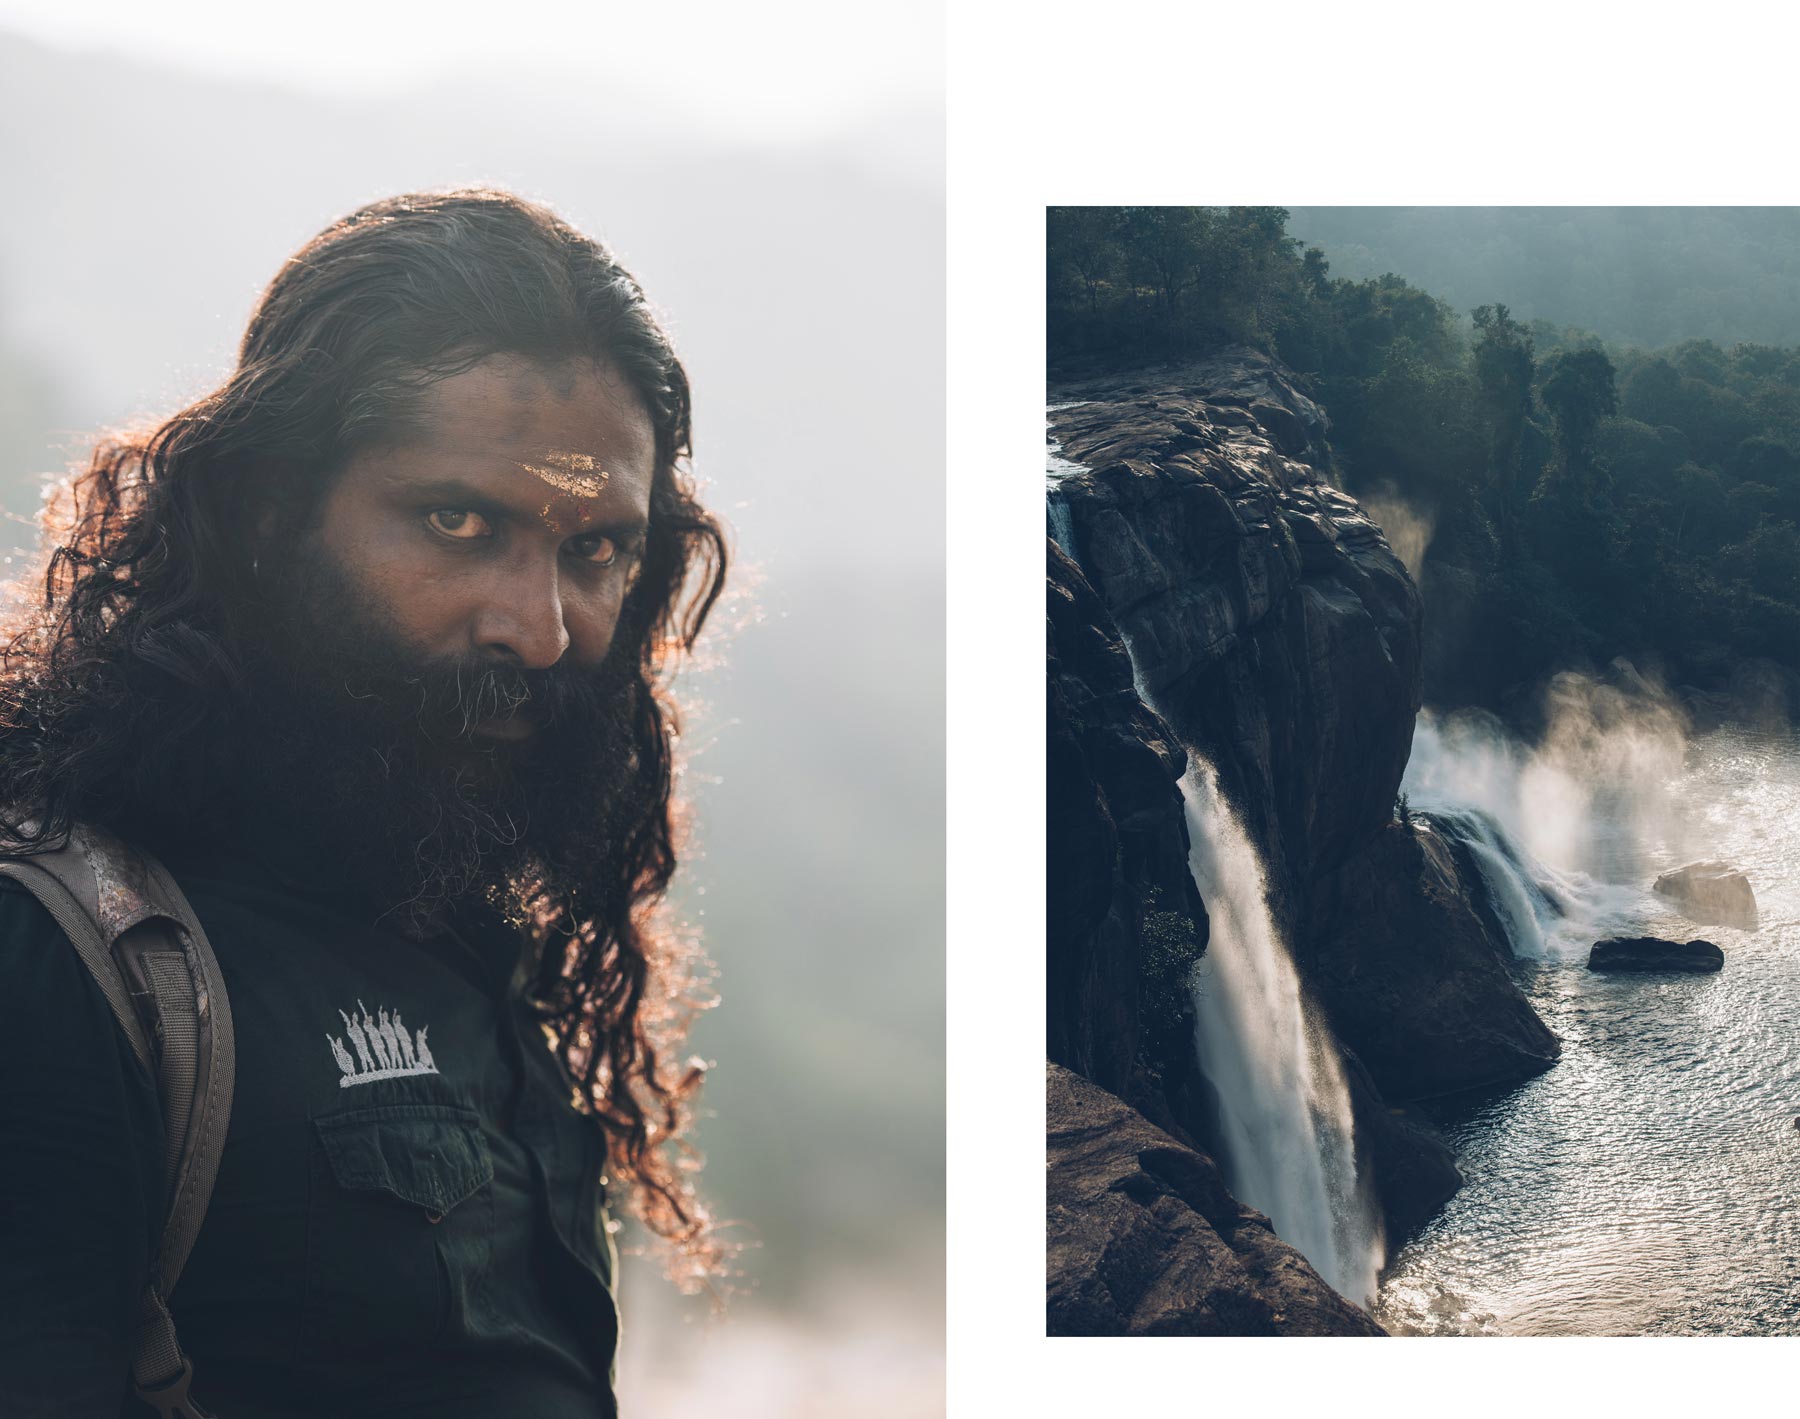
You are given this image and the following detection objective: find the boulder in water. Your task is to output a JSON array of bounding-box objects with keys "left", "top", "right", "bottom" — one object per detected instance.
[
  {"left": 1652, "top": 861, "right": 1759, "bottom": 930},
  {"left": 1587, "top": 936, "right": 1724, "bottom": 974}
]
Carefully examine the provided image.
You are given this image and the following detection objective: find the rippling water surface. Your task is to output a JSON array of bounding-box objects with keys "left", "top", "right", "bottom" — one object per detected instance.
[{"left": 1375, "top": 723, "right": 1800, "bottom": 1336}]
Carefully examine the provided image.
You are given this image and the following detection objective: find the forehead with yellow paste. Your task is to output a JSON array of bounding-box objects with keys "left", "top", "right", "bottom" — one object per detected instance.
[{"left": 515, "top": 449, "right": 611, "bottom": 498}]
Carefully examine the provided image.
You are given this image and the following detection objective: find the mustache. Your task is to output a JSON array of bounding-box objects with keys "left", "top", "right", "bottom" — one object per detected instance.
[
  {"left": 333, "top": 657, "right": 615, "bottom": 740},
  {"left": 255, "top": 541, "right": 632, "bottom": 743}
]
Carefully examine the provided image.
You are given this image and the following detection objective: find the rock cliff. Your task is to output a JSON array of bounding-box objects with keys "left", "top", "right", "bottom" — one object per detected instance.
[
  {"left": 1045, "top": 532, "right": 1396, "bottom": 1333},
  {"left": 1303, "top": 815, "right": 1562, "bottom": 1100},
  {"left": 1046, "top": 538, "right": 1205, "bottom": 1096},
  {"left": 1047, "top": 1064, "right": 1386, "bottom": 1337},
  {"left": 1045, "top": 350, "right": 1561, "bottom": 1306},
  {"left": 1049, "top": 349, "right": 1418, "bottom": 898}
]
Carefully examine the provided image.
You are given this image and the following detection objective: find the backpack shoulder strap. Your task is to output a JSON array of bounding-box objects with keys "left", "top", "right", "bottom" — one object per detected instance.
[
  {"left": 0, "top": 838, "right": 155, "bottom": 1076},
  {"left": 0, "top": 824, "right": 234, "bottom": 1419}
]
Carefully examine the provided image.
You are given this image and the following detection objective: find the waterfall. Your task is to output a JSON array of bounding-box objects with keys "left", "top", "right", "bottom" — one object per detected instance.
[
  {"left": 1425, "top": 806, "right": 1561, "bottom": 959},
  {"left": 1046, "top": 491, "right": 1077, "bottom": 559},
  {"left": 1045, "top": 410, "right": 1088, "bottom": 555},
  {"left": 1404, "top": 708, "right": 1656, "bottom": 960},
  {"left": 1047, "top": 465, "right": 1382, "bottom": 1304},
  {"left": 1179, "top": 760, "right": 1384, "bottom": 1305}
]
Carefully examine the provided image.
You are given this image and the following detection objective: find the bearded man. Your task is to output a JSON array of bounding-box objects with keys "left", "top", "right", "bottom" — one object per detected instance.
[{"left": 0, "top": 189, "right": 727, "bottom": 1417}]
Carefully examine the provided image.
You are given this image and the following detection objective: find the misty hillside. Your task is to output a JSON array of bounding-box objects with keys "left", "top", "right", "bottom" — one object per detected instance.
[{"left": 1287, "top": 207, "right": 1800, "bottom": 351}]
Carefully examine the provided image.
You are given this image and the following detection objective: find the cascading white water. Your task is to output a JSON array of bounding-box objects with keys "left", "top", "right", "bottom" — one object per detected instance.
[
  {"left": 1403, "top": 705, "right": 1671, "bottom": 959},
  {"left": 1045, "top": 416, "right": 1084, "bottom": 557},
  {"left": 1179, "top": 759, "right": 1384, "bottom": 1305},
  {"left": 1048, "top": 466, "right": 1383, "bottom": 1305},
  {"left": 1046, "top": 493, "right": 1077, "bottom": 559},
  {"left": 1424, "top": 805, "right": 1559, "bottom": 958}
]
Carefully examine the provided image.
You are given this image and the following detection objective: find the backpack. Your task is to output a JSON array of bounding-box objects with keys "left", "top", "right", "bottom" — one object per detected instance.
[{"left": 0, "top": 824, "right": 234, "bottom": 1419}]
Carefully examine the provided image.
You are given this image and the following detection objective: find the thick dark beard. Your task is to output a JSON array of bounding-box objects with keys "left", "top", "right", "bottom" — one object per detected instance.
[{"left": 236, "top": 540, "right": 639, "bottom": 934}]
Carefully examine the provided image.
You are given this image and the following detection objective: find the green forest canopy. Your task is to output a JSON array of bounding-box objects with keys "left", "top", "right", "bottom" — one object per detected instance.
[{"left": 1047, "top": 206, "right": 1800, "bottom": 711}]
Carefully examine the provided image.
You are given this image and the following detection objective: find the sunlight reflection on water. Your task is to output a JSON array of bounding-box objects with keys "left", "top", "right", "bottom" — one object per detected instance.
[{"left": 1375, "top": 724, "right": 1800, "bottom": 1336}]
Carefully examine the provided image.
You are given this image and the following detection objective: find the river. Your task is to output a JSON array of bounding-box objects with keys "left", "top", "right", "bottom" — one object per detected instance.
[{"left": 1374, "top": 712, "right": 1800, "bottom": 1335}]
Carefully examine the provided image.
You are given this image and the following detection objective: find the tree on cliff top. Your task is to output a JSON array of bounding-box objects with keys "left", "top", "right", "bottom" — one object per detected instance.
[
  {"left": 1541, "top": 347, "right": 1619, "bottom": 489},
  {"left": 1047, "top": 204, "right": 1307, "bottom": 360},
  {"left": 1048, "top": 207, "right": 1120, "bottom": 314},
  {"left": 1473, "top": 304, "right": 1536, "bottom": 559},
  {"left": 1118, "top": 206, "right": 1207, "bottom": 319}
]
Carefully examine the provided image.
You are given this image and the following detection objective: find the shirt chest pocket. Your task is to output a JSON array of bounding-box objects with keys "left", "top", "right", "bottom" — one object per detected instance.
[{"left": 306, "top": 1102, "right": 495, "bottom": 1362}]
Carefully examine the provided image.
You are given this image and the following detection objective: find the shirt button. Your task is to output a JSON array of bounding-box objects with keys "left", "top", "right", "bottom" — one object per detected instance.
[{"left": 426, "top": 1210, "right": 445, "bottom": 1224}]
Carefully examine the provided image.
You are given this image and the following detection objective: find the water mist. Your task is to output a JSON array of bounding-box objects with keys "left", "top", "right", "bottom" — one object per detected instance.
[{"left": 1402, "top": 671, "right": 1692, "bottom": 959}]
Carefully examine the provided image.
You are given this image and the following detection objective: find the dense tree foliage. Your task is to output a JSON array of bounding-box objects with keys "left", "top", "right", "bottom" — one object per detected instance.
[{"left": 1048, "top": 207, "right": 1800, "bottom": 710}]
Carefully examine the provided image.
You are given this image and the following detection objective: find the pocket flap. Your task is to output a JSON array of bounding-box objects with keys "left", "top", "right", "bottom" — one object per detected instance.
[{"left": 315, "top": 1103, "right": 493, "bottom": 1215}]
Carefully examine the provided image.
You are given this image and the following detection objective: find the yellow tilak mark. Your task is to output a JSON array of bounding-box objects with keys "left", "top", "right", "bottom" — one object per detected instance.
[{"left": 516, "top": 450, "right": 610, "bottom": 499}]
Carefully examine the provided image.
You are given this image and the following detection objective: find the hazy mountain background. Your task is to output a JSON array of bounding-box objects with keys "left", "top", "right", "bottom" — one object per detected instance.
[
  {"left": 0, "top": 22, "right": 943, "bottom": 1417},
  {"left": 1287, "top": 207, "right": 1800, "bottom": 350}
]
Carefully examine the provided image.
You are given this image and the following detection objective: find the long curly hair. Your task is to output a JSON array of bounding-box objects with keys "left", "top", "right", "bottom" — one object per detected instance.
[{"left": 0, "top": 188, "right": 729, "bottom": 1287}]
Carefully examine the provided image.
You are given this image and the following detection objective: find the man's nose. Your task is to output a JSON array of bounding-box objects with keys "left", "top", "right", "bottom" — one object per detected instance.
[{"left": 471, "top": 557, "right": 571, "bottom": 669}]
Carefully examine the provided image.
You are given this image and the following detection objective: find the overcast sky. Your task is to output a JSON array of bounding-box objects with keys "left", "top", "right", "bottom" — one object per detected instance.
[{"left": 0, "top": 0, "right": 943, "bottom": 146}]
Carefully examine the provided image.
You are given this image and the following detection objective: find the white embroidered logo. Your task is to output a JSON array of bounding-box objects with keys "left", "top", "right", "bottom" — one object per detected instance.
[{"left": 327, "top": 1000, "right": 439, "bottom": 1088}]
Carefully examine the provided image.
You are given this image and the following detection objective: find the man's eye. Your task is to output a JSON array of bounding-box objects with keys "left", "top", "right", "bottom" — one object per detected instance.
[
  {"left": 570, "top": 533, "right": 620, "bottom": 566},
  {"left": 426, "top": 509, "right": 493, "bottom": 540}
]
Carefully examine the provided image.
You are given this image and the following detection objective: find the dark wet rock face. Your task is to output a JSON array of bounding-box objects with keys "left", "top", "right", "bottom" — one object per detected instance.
[
  {"left": 1652, "top": 862, "right": 1759, "bottom": 930},
  {"left": 1588, "top": 937, "right": 1725, "bottom": 974},
  {"left": 1335, "top": 1047, "right": 1463, "bottom": 1243},
  {"left": 1049, "top": 350, "right": 1556, "bottom": 1106},
  {"left": 1046, "top": 540, "right": 1205, "bottom": 1095},
  {"left": 1046, "top": 1064, "right": 1386, "bottom": 1337},
  {"left": 1048, "top": 348, "right": 1420, "bottom": 897},
  {"left": 1303, "top": 817, "right": 1562, "bottom": 1102}
]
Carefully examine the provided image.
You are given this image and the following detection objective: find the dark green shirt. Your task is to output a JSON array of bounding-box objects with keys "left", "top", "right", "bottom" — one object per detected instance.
[{"left": 0, "top": 842, "right": 621, "bottom": 1418}]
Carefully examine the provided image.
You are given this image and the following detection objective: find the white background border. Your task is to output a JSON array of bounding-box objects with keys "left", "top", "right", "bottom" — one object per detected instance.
[{"left": 946, "top": 1, "right": 1800, "bottom": 1413}]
